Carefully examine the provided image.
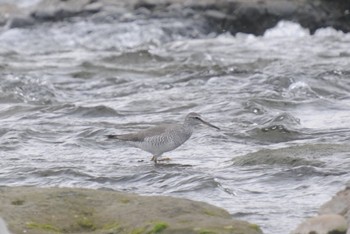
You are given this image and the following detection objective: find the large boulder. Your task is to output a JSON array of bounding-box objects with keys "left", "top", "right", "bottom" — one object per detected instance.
[
  {"left": 0, "top": 186, "right": 263, "bottom": 234},
  {"left": 291, "top": 214, "right": 347, "bottom": 234},
  {"left": 292, "top": 185, "right": 350, "bottom": 234}
]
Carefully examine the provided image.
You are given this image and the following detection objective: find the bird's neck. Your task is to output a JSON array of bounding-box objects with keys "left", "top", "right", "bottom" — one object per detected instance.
[{"left": 183, "top": 122, "right": 195, "bottom": 134}]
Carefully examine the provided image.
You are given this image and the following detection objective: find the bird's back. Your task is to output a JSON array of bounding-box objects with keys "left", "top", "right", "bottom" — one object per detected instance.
[{"left": 110, "top": 123, "right": 193, "bottom": 155}]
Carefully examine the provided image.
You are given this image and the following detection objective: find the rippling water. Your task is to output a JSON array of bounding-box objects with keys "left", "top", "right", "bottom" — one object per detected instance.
[{"left": 1, "top": 12, "right": 350, "bottom": 233}]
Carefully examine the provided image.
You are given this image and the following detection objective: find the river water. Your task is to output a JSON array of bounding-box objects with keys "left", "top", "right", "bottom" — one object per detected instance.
[{"left": 0, "top": 7, "right": 350, "bottom": 233}]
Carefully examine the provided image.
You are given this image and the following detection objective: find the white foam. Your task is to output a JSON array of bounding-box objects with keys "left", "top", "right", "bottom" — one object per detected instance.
[
  {"left": 314, "top": 27, "right": 350, "bottom": 40},
  {"left": 0, "top": 218, "right": 11, "bottom": 234},
  {"left": 263, "top": 21, "right": 310, "bottom": 38}
]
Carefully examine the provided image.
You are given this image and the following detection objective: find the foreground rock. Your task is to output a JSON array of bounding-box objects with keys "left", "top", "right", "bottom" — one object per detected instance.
[
  {"left": 291, "top": 214, "right": 347, "bottom": 234},
  {"left": 0, "top": 186, "right": 262, "bottom": 234},
  {"left": 1, "top": 0, "right": 350, "bottom": 34},
  {"left": 292, "top": 185, "right": 350, "bottom": 234}
]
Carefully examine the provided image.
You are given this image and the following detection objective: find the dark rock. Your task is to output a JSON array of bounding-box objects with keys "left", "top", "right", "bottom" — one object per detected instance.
[
  {"left": 200, "top": 0, "right": 349, "bottom": 35},
  {"left": 6, "top": 15, "right": 35, "bottom": 29},
  {"left": 0, "top": 218, "right": 10, "bottom": 234},
  {"left": 2, "top": 0, "right": 350, "bottom": 34}
]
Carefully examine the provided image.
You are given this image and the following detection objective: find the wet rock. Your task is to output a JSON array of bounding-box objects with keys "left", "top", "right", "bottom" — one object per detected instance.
[
  {"left": 292, "top": 186, "right": 350, "bottom": 234},
  {"left": 232, "top": 146, "right": 324, "bottom": 167},
  {"left": 0, "top": 186, "right": 263, "bottom": 234},
  {"left": 291, "top": 214, "right": 347, "bottom": 234},
  {"left": 83, "top": 2, "right": 103, "bottom": 14},
  {"left": 127, "top": 0, "right": 350, "bottom": 34},
  {"left": 6, "top": 15, "right": 35, "bottom": 29},
  {"left": 245, "top": 112, "right": 303, "bottom": 143},
  {"left": 320, "top": 187, "right": 350, "bottom": 227},
  {"left": 0, "top": 3, "right": 25, "bottom": 27},
  {"left": 234, "top": 0, "right": 348, "bottom": 34},
  {"left": 31, "top": 0, "right": 99, "bottom": 21},
  {"left": 2, "top": 0, "right": 350, "bottom": 34}
]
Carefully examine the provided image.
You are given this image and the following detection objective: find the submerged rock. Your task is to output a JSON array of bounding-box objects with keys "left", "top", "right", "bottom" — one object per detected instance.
[
  {"left": 0, "top": 186, "right": 263, "bottom": 234},
  {"left": 231, "top": 144, "right": 342, "bottom": 167},
  {"left": 6, "top": 15, "right": 35, "bottom": 29}
]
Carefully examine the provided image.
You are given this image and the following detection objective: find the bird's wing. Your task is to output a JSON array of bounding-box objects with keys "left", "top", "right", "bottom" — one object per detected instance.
[{"left": 110, "top": 124, "right": 175, "bottom": 142}]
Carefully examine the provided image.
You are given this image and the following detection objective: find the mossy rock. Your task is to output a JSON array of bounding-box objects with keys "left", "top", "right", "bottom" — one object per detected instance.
[
  {"left": 0, "top": 186, "right": 263, "bottom": 234},
  {"left": 232, "top": 144, "right": 350, "bottom": 167}
]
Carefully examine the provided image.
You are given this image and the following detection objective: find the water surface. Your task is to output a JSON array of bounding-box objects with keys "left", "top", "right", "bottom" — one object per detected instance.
[{"left": 0, "top": 14, "right": 350, "bottom": 233}]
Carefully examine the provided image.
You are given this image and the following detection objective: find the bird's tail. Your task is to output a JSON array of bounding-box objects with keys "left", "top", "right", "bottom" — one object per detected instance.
[{"left": 107, "top": 133, "right": 134, "bottom": 141}]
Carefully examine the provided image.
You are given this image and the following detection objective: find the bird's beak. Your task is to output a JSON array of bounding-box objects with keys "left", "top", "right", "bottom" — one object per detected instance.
[{"left": 199, "top": 118, "right": 220, "bottom": 130}]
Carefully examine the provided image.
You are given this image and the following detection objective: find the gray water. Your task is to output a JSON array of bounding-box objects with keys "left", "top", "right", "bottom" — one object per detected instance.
[{"left": 0, "top": 11, "right": 350, "bottom": 234}]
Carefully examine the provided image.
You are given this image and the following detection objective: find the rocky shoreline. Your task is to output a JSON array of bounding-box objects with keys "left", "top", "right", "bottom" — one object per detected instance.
[
  {"left": 292, "top": 185, "right": 350, "bottom": 234},
  {"left": 0, "top": 186, "right": 349, "bottom": 234},
  {"left": 0, "top": 1, "right": 349, "bottom": 234},
  {"left": 1, "top": 0, "right": 350, "bottom": 35},
  {"left": 0, "top": 186, "right": 262, "bottom": 234}
]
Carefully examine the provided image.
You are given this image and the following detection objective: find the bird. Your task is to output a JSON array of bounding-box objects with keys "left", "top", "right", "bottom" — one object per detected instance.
[{"left": 107, "top": 112, "right": 220, "bottom": 163}]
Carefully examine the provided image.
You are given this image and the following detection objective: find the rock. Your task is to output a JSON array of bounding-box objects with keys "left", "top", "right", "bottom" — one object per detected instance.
[
  {"left": 2, "top": 0, "right": 350, "bottom": 34},
  {"left": 320, "top": 187, "right": 350, "bottom": 226},
  {"left": 83, "top": 2, "right": 104, "bottom": 14},
  {"left": 293, "top": 186, "right": 350, "bottom": 234},
  {"left": 31, "top": 0, "right": 98, "bottom": 21},
  {"left": 0, "top": 186, "right": 263, "bottom": 234},
  {"left": 231, "top": 144, "right": 350, "bottom": 167},
  {"left": 6, "top": 15, "right": 35, "bottom": 29},
  {"left": 0, "top": 3, "right": 25, "bottom": 27},
  {"left": 291, "top": 214, "right": 348, "bottom": 234}
]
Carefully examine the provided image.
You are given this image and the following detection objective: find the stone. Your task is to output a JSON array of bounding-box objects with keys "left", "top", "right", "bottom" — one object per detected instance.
[
  {"left": 231, "top": 144, "right": 350, "bottom": 167},
  {"left": 320, "top": 187, "right": 350, "bottom": 227},
  {"left": 6, "top": 15, "right": 35, "bottom": 28},
  {"left": 0, "top": 186, "right": 263, "bottom": 234},
  {"left": 83, "top": 2, "right": 103, "bottom": 14},
  {"left": 291, "top": 214, "right": 348, "bottom": 234},
  {"left": 30, "top": 0, "right": 92, "bottom": 21}
]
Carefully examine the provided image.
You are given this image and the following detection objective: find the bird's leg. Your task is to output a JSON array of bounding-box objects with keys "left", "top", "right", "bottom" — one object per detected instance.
[{"left": 151, "top": 155, "right": 160, "bottom": 164}]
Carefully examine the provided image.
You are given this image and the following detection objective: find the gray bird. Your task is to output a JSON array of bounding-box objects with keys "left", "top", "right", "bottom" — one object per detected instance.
[{"left": 107, "top": 112, "right": 220, "bottom": 163}]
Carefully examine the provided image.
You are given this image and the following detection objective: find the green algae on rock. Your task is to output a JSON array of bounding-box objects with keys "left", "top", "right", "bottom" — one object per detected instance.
[
  {"left": 0, "top": 186, "right": 263, "bottom": 234},
  {"left": 232, "top": 144, "right": 350, "bottom": 167}
]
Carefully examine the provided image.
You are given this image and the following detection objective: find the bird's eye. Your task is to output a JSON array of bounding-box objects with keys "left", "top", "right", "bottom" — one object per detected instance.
[{"left": 194, "top": 117, "right": 200, "bottom": 120}]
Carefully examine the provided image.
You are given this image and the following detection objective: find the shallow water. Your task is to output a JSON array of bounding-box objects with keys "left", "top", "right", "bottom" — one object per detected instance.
[{"left": 0, "top": 11, "right": 350, "bottom": 233}]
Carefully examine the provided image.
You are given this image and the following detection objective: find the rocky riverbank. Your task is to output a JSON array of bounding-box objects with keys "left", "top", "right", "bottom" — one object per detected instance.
[
  {"left": 0, "top": 186, "right": 262, "bottom": 234},
  {"left": 1, "top": 185, "right": 350, "bottom": 234},
  {"left": 0, "top": 0, "right": 349, "bottom": 35},
  {"left": 292, "top": 184, "right": 350, "bottom": 234}
]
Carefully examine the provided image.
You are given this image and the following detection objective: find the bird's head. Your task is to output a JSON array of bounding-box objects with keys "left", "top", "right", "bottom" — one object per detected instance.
[{"left": 185, "top": 112, "right": 220, "bottom": 130}]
